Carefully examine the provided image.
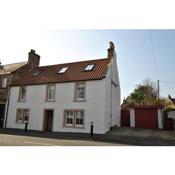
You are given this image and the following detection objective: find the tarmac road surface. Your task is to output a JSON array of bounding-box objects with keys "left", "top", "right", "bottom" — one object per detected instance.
[{"left": 0, "top": 134, "right": 127, "bottom": 146}]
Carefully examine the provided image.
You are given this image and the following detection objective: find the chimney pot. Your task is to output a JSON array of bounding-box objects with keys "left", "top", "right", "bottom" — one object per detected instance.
[
  {"left": 109, "top": 41, "right": 114, "bottom": 49},
  {"left": 107, "top": 41, "right": 115, "bottom": 59},
  {"left": 30, "top": 49, "right": 35, "bottom": 54}
]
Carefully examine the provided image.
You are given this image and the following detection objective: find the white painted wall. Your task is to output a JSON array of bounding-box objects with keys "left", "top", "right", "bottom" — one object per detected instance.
[
  {"left": 104, "top": 48, "right": 121, "bottom": 132},
  {"left": 6, "top": 80, "right": 109, "bottom": 134},
  {"left": 130, "top": 109, "right": 135, "bottom": 127},
  {"left": 157, "top": 109, "right": 163, "bottom": 129},
  {"left": 6, "top": 47, "right": 121, "bottom": 134}
]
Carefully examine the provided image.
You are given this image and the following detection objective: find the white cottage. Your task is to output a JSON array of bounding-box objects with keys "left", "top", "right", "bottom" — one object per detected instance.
[{"left": 5, "top": 42, "right": 120, "bottom": 134}]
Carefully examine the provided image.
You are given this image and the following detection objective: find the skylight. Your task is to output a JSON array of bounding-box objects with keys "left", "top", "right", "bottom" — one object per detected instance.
[
  {"left": 58, "top": 67, "right": 69, "bottom": 73},
  {"left": 84, "top": 64, "right": 94, "bottom": 71},
  {"left": 32, "top": 70, "right": 42, "bottom": 76}
]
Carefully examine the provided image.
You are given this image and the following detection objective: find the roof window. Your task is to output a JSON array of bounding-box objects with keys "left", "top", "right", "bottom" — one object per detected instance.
[
  {"left": 84, "top": 64, "right": 94, "bottom": 71},
  {"left": 32, "top": 70, "right": 42, "bottom": 76},
  {"left": 58, "top": 67, "right": 69, "bottom": 73}
]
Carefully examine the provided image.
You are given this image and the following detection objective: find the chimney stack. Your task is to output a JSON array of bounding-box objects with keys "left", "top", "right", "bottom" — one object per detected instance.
[
  {"left": 0, "top": 60, "right": 4, "bottom": 69},
  {"left": 107, "top": 41, "right": 115, "bottom": 59},
  {"left": 28, "top": 49, "right": 40, "bottom": 69},
  {"left": 168, "top": 94, "right": 171, "bottom": 99}
]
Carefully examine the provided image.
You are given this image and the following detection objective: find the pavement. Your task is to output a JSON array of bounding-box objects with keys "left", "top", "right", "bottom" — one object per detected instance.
[
  {"left": 104, "top": 127, "right": 175, "bottom": 146},
  {"left": 0, "top": 127, "right": 175, "bottom": 146}
]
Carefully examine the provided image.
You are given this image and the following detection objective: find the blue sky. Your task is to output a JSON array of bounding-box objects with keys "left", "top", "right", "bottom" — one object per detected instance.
[{"left": 1, "top": 29, "right": 175, "bottom": 100}]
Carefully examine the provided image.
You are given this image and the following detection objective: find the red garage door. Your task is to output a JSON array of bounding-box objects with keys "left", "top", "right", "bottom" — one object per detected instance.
[{"left": 135, "top": 108, "right": 158, "bottom": 129}]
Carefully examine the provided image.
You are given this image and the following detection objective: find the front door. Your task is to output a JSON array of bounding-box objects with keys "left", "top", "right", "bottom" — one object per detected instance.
[
  {"left": 43, "top": 110, "right": 53, "bottom": 132},
  {"left": 0, "top": 104, "right": 5, "bottom": 128}
]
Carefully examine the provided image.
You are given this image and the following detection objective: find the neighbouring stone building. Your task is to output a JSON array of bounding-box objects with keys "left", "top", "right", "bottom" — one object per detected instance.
[{"left": 0, "top": 50, "right": 40, "bottom": 127}]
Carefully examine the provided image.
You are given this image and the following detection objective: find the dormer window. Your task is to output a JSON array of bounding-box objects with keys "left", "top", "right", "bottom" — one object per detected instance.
[
  {"left": 84, "top": 64, "right": 94, "bottom": 71},
  {"left": 58, "top": 67, "right": 69, "bottom": 73}
]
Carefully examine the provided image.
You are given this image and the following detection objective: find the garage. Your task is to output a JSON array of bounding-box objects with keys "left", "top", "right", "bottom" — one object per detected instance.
[
  {"left": 135, "top": 107, "right": 158, "bottom": 129},
  {"left": 121, "top": 109, "right": 130, "bottom": 127}
]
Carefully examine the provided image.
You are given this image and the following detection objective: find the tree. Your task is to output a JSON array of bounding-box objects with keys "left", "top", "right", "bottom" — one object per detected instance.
[{"left": 129, "top": 79, "right": 159, "bottom": 105}]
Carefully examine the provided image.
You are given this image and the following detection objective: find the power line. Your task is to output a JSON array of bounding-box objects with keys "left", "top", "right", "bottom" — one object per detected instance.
[{"left": 160, "top": 80, "right": 175, "bottom": 84}]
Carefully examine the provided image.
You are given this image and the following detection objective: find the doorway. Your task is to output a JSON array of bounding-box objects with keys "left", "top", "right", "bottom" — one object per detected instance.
[
  {"left": 43, "top": 109, "right": 54, "bottom": 132},
  {"left": 0, "top": 104, "right": 5, "bottom": 128}
]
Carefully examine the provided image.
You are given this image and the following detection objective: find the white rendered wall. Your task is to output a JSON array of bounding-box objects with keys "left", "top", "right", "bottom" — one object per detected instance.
[
  {"left": 6, "top": 80, "right": 107, "bottom": 134},
  {"left": 104, "top": 49, "right": 121, "bottom": 132},
  {"left": 157, "top": 109, "right": 163, "bottom": 129},
  {"left": 130, "top": 109, "right": 135, "bottom": 127}
]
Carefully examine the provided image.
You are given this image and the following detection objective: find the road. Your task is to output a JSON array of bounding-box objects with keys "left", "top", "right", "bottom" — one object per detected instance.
[{"left": 0, "top": 134, "right": 126, "bottom": 146}]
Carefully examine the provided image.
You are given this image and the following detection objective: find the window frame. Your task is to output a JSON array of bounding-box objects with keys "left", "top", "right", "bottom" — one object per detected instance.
[
  {"left": 18, "top": 86, "right": 27, "bottom": 102},
  {"left": 84, "top": 64, "right": 95, "bottom": 71},
  {"left": 58, "top": 67, "right": 69, "bottom": 74},
  {"left": 74, "top": 82, "right": 86, "bottom": 102},
  {"left": 75, "top": 110, "right": 84, "bottom": 127},
  {"left": 16, "top": 108, "right": 30, "bottom": 123},
  {"left": 64, "top": 110, "right": 74, "bottom": 127},
  {"left": 2, "top": 77, "right": 7, "bottom": 88},
  {"left": 46, "top": 84, "right": 56, "bottom": 102},
  {"left": 32, "top": 70, "right": 42, "bottom": 76},
  {"left": 63, "top": 110, "right": 84, "bottom": 128}
]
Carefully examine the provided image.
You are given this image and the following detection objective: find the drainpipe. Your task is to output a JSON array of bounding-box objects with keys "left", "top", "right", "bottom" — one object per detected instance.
[{"left": 4, "top": 86, "right": 11, "bottom": 128}]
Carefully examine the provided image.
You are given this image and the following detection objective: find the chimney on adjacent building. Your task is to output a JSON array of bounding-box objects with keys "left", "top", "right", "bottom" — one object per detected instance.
[
  {"left": 0, "top": 60, "right": 4, "bottom": 69},
  {"left": 28, "top": 49, "right": 40, "bottom": 69},
  {"left": 168, "top": 94, "right": 171, "bottom": 99},
  {"left": 107, "top": 41, "right": 115, "bottom": 59}
]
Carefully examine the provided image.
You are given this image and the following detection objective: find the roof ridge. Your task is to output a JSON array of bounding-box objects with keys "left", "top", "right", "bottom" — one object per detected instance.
[
  {"left": 3, "top": 61, "right": 28, "bottom": 66},
  {"left": 38, "top": 58, "right": 108, "bottom": 68}
]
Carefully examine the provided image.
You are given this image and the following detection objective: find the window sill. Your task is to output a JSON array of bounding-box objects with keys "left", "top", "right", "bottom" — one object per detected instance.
[
  {"left": 18, "top": 100, "right": 26, "bottom": 102},
  {"left": 16, "top": 121, "right": 29, "bottom": 124},
  {"left": 73, "top": 99, "right": 86, "bottom": 102},
  {"left": 63, "top": 125, "right": 85, "bottom": 129},
  {"left": 45, "top": 100, "right": 56, "bottom": 102},
  {"left": 16, "top": 121, "right": 25, "bottom": 124}
]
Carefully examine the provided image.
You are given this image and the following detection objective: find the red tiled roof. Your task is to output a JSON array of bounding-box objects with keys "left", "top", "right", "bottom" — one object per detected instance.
[
  {"left": 12, "top": 58, "right": 110, "bottom": 86},
  {"left": 129, "top": 104, "right": 165, "bottom": 109}
]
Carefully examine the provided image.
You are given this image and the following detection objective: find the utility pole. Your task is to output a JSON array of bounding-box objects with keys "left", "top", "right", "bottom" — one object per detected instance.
[{"left": 157, "top": 80, "right": 160, "bottom": 102}]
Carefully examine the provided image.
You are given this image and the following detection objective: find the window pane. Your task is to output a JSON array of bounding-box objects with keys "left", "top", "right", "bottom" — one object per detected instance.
[
  {"left": 75, "top": 111, "right": 84, "bottom": 126},
  {"left": 21, "top": 88, "right": 26, "bottom": 98},
  {"left": 65, "top": 111, "right": 74, "bottom": 126},
  {"left": 58, "top": 67, "right": 69, "bottom": 73},
  {"left": 76, "top": 83, "right": 85, "bottom": 100},
  {"left": 24, "top": 109, "right": 30, "bottom": 122},
  {"left": 85, "top": 64, "right": 94, "bottom": 71},
  {"left": 20, "top": 87, "right": 26, "bottom": 100},
  {"left": 17, "top": 109, "right": 23, "bottom": 122},
  {"left": 47, "top": 85, "right": 55, "bottom": 100},
  {"left": 66, "top": 118, "right": 73, "bottom": 124},
  {"left": 16, "top": 109, "right": 30, "bottom": 122},
  {"left": 2, "top": 78, "right": 7, "bottom": 88}
]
